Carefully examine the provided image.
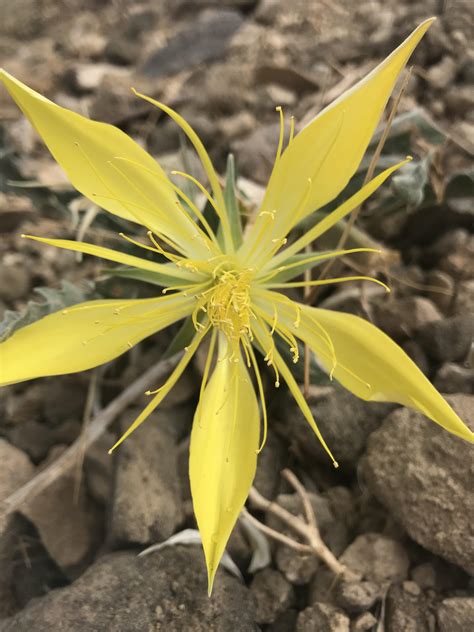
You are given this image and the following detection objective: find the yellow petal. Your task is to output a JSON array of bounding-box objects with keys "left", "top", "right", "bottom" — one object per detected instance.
[
  {"left": 267, "top": 297, "right": 473, "bottom": 443},
  {"left": 190, "top": 335, "right": 259, "bottom": 593},
  {"left": 132, "top": 90, "right": 227, "bottom": 225},
  {"left": 0, "top": 294, "right": 193, "bottom": 386},
  {"left": 242, "top": 19, "right": 434, "bottom": 265},
  {"left": 267, "top": 159, "right": 409, "bottom": 270},
  {"left": 0, "top": 70, "right": 206, "bottom": 258},
  {"left": 21, "top": 235, "right": 201, "bottom": 283}
]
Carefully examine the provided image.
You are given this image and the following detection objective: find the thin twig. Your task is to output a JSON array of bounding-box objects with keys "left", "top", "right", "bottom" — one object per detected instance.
[
  {"left": 0, "top": 353, "right": 182, "bottom": 520},
  {"left": 307, "top": 68, "right": 413, "bottom": 305},
  {"left": 248, "top": 476, "right": 359, "bottom": 580},
  {"left": 241, "top": 508, "right": 312, "bottom": 554},
  {"left": 248, "top": 486, "right": 311, "bottom": 543},
  {"left": 282, "top": 468, "right": 317, "bottom": 531},
  {"left": 73, "top": 368, "right": 100, "bottom": 503}
]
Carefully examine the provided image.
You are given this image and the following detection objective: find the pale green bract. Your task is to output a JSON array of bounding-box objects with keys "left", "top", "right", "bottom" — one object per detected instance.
[{"left": 1, "top": 18, "right": 472, "bottom": 594}]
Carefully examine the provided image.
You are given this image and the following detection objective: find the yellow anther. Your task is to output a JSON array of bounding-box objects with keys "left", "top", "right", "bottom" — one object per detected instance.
[
  {"left": 199, "top": 266, "right": 254, "bottom": 359},
  {"left": 259, "top": 209, "right": 276, "bottom": 219}
]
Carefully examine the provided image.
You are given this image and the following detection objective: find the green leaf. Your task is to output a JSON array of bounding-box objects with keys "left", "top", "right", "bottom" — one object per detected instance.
[
  {"left": 390, "top": 155, "right": 431, "bottom": 208},
  {"left": 223, "top": 154, "right": 243, "bottom": 249},
  {"left": 164, "top": 316, "right": 197, "bottom": 357},
  {"left": 0, "top": 280, "right": 94, "bottom": 342}
]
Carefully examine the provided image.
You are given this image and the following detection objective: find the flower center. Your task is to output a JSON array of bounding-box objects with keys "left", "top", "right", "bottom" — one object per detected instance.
[{"left": 206, "top": 267, "right": 253, "bottom": 354}]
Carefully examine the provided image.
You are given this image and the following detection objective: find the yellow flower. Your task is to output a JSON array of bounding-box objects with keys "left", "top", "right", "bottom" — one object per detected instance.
[{"left": 0, "top": 18, "right": 471, "bottom": 593}]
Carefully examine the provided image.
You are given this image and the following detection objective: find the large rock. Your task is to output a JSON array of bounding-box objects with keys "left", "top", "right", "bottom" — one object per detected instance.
[
  {"left": 250, "top": 568, "right": 294, "bottom": 625},
  {"left": 334, "top": 580, "right": 381, "bottom": 614},
  {"left": 21, "top": 446, "right": 100, "bottom": 572},
  {"left": 362, "top": 394, "right": 473, "bottom": 574},
  {"left": 296, "top": 602, "right": 349, "bottom": 632},
  {"left": 434, "top": 363, "right": 474, "bottom": 394},
  {"left": 0, "top": 547, "right": 258, "bottom": 631},
  {"left": 373, "top": 296, "right": 441, "bottom": 342},
  {"left": 5, "top": 420, "right": 57, "bottom": 463},
  {"left": 0, "top": 440, "right": 34, "bottom": 617},
  {"left": 232, "top": 123, "right": 280, "bottom": 183},
  {"left": 108, "top": 408, "right": 185, "bottom": 546},
  {"left": 339, "top": 534, "right": 409, "bottom": 584},
  {"left": 0, "top": 440, "right": 34, "bottom": 528},
  {"left": 283, "top": 388, "right": 392, "bottom": 468},
  {"left": 416, "top": 314, "right": 473, "bottom": 364},
  {"left": 0, "top": 263, "right": 30, "bottom": 302},
  {"left": 385, "top": 583, "right": 432, "bottom": 632},
  {"left": 437, "top": 597, "right": 474, "bottom": 632}
]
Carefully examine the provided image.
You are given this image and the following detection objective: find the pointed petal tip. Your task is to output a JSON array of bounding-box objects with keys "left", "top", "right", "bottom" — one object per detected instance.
[
  {"left": 410, "top": 17, "right": 436, "bottom": 41},
  {"left": 202, "top": 540, "right": 218, "bottom": 596},
  {"left": 207, "top": 568, "right": 216, "bottom": 598},
  {"left": 462, "top": 429, "right": 474, "bottom": 443}
]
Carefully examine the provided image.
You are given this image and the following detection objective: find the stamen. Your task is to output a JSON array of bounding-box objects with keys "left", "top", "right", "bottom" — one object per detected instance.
[
  {"left": 73, "top": 142, "right": 158, "bottom": 235},
  {"left": 147, "top": 231, "right": 181, "bottom": 264},
  {"left": 90, "top": 193, "right": 154, "bottom": 235},
  {"left": 198, "top": 329, "right": 217, "bottom": 427},
  {"left": 247, "top": 342, "right": 268, "bottom": 453},
  {"left": 74, "top": 144, "right": 180, "bottom": 260},
  {"left": 270, "top": 158, "right": 410, "bottom": 271},
  {"left": 171, "top": 170, "right": 234, "bottom": 253},
  {"left": 289, "top": 115, "right": 295, "bottom": 146},
  {"left": 256, "top": 291, "right": 367, "bottom": 391},
  {"left": 254, "top": 319, "right": 338, "bottom": 467},
  {"left": 255, "top": 177, "right": 313, "bottom": 265},
  {"left": 270, "top": 303, "right": 278, "bottom": 335},
  {"left": 162, "top": 284, "right": 193, "bottom": 294},
  {"left": 259, "top": 248, "right": 381, "bottom": 283},
  {"left": 170, "top": 188, "right": 220, "bottom": 250},
  {"left": 294, "top": 304, "right": 301, "bottom": 328},
  {"left": 107, "top": 160, "right": 201, "bottom": 257},
  {"left": 294, "top": 177, "right": 313, "bottom": 225},
  {"left": 275, "top": 106, "right": 285, "bottom": 166},
  {"left": 256, "top": 305, "right": 299, "bottom": 364},
  {"left": 131, "top": 88, "right": 227, "bottom": 225},
  {"left": 111, "top": 155, "right": 220, "bottom": 254},
  {"left": 253, "top": 289, "right": 337, "bottom": 374},
  {"left": 256, "top": 315, "right": 280, "bottom": 387},
  {"left": 241, "top": 337, "right": 252, "bottom": 368},
  {"left": 244, "top": 210, "right": 278, "bottom": 263},
  {"left": 119, "top": 232, "right": 160, "bottom": 254},
  {"left": 266, "top": 275, "right": 391, "bottom": 293},
  {"left": 109, "top": 325, "right": 209, "bottom": 453}
]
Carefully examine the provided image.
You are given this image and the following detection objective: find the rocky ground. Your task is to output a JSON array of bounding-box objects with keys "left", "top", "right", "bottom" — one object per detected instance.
[{"left": 0, "top": 0, "right": 473, "bottom": 630}]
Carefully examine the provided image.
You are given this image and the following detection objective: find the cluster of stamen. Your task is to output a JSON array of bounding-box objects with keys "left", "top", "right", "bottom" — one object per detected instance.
[{"left": 194, "top": 267, "right": 254, "bottom": 359}]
